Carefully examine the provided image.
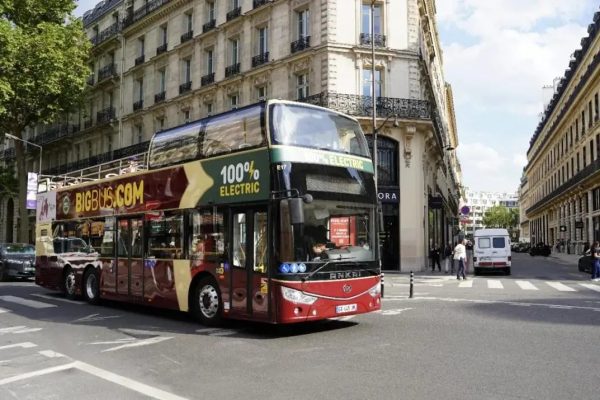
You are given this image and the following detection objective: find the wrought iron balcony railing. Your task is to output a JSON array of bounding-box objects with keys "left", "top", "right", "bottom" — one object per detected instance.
[
  {"left": 359, "top": 33, "right": 386, "bottom": 47},
  {"left": 202, "top": 19, "right": 216, "bottom": 33},
  {"left": 226, "top": 7, "right": 242, "bottom": 21},
  {"left": 252, "top": 52, "right": 269, "bottom": 67},
  {"left": 91, "top": 22, "right": 120, "bottom": 47},
  {"left": 135, "top": 55, "right": 145, "bottom": 66},
  {"left": 156, "top": 43, "right": 167, "bottom": 55},
  {"left": 291, "top": 36, "right": 310, "bottom": 54},
  {"left": 201, "top": 72, "right": 215, "bottom": 86},
  {"left": 133, "top": 100, "right": 144, "bottom": 111},
  {"left": 253, "top": 0, "right": 269, "bottom": 9},
  {"left": 154, "top": 91, "right": 166, "bottom": 103},
  {"left": 98, "top": 64, "right": 118, "bottom": 82},
  {"left": 179, "top": 81, "right": 192, "bottom": 94},
  {"left": 96, "top": 107, "right": 116, "bottom": 124},
  {"left": 225, "top": 63, "right": 241, "bottom": 78},
  {"left": 180, "top": 30, "right": 193, "bottom": 43},
  {"left": 86, "top": 75, "right": 95, "bottom": 86},
  {"left": 126, "top": 0, "right": 172, "bottom": 27}
]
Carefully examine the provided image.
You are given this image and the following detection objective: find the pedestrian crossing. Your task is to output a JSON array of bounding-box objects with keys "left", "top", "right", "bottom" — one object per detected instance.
[
  {"left": 448, "top": 279, "right": 600, "bottom": 292},
  {"left": 0, "top": 293, "right": 82, "bottom": 314}
]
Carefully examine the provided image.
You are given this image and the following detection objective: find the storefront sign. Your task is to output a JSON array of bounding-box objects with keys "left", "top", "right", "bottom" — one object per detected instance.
[
  {"left": 378, "top": 189, "right": 399, "bottom": 203},
  {"left": 428, "top": 195, "right": 443, "bottom": 209},
  {"left": 26, "top": 172, "right": 38, "bottom": 210}
]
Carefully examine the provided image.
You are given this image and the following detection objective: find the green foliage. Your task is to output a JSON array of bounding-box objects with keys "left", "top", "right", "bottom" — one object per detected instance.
[
  {"left": 482, "top": 205, "right": 519, "bottom": 230},
  {"left": 0, "top": 165, "right": 18, "bottom": 197}
]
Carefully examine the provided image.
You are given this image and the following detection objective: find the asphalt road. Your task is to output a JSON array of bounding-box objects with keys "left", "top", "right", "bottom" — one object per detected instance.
[{"left": 1, "top": 253, "right": 598, "bottom": 400}]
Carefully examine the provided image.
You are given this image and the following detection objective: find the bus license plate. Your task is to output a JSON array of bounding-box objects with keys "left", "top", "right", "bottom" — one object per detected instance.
[{"left": 336, "top": 304, "right": 357, "bottom": 314}]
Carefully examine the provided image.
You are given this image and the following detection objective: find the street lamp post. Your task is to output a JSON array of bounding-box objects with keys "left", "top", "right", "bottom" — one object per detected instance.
[
  {"left": 371, "top": 0, "right": 378, "bottom": 193},
  {"left": 5, "top": 133, "right": 42, "bottom": 176}
]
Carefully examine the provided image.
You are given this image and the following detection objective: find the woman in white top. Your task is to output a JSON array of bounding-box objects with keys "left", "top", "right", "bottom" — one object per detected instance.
[{"left": 453, "top": 239, "right": 467, "bottom": 280}]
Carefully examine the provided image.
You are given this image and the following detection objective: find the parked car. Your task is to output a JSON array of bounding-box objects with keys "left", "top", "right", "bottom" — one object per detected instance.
[
  {"left": 529, "top": 242, "right": 551, "bottom": 257},
  {"left": 578, "top": 250, "right": 593, "bottom": 273},
  {"left": 0, "top": 243, "right": 36, "bottom": 281}
]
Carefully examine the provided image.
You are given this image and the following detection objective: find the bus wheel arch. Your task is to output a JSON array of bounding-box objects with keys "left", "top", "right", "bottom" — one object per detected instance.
[
  {"left": 189, "top": 273, "right": 223, "bottom": 326},
  {"left": 63, "top": 266, "right": 77, "bottom": 300},
  {"left": 82, "top": 265, "right": 101, "bottom": 305}
]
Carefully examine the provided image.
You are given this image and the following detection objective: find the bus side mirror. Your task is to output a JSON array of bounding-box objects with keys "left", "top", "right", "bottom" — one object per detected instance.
[{"left": 289, "top": 198, "right": 305, "bottom": 225}]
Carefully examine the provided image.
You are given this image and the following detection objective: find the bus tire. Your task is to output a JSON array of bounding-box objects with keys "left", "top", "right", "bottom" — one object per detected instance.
[
  {"left": 83, "top": 268, "right": 100, "bottom": 305},
  {"left": 191, "top": 277, "right": 222, "bottom": 326},
  {"left": 63, "top": 267, "right": 77, "bottom": 300}
]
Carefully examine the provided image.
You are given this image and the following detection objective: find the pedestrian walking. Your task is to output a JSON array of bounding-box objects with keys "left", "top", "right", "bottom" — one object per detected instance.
[
  {"left": 430, "top": 244, "right": 441, "bottom": 272},
  {"left": 454, "top": 239, "right": 467, "bottom": 280},
  {"left": 592, "top": 241, "right": 600, "bottom": 282},
  {"left": 444, "top": 243, "right": 453, "bottom": 273}
]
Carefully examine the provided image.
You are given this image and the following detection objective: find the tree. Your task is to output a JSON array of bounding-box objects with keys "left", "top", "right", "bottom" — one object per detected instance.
[
  {"left": 0, "top": 165, "right": 18, "bottom": 197},
  {"left": 482, "top": 205, "right": 515, "bottom": 229},
  {"left": 0, "top": 0, "right": 90, "bottom": 242}
]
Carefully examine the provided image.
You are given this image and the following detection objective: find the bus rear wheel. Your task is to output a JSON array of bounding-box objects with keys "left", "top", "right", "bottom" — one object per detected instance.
[
  {"left": 83, "top": 269, "right": 100, "bottom": 305},
  {"left": 63, "top": 268, "right": 77, "bottom": 300},
  {"left": 191, "top": 277, "right": 222, "bottom": 326}
]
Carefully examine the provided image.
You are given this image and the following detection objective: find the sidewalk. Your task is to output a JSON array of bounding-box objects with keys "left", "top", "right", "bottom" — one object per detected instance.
[{"left": 548, "top": 251, "right": 582, "bottom": 265}]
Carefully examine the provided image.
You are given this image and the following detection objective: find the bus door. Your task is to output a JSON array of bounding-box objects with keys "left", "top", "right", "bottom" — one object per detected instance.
[
  {"left": 116, "top": 217, "right": 144, "bottom": 299},
  {"left": 230, "top": 208, "right": 269, "bottom": 320}
]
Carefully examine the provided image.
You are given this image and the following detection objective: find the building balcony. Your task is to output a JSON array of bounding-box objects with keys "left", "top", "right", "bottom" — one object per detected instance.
[
  {"left": 291, "top": 36, "right": 310, "bottom": 54},
  {"left": 226, "top": 7, "right": 242, "bottom": 21},
  {"left": 134, "top": 55, "right": 145, "bottom": 66},
  {"left": 96, "top": 107, "right": 116, "bottom": 124},
  {"left": 225, "top": 63, "right": 241, "bottom": 78},
  {"left": 251, "top": 52, "right": 269, "bottom": 68},
  {"left": 154, "top": 91, "right": 166, "bottom": 103},
  {"left": 31, "top": 124, "right": 80, "bottom": 146},
  {"left": 84, "top": 119, "right": 93, "bottom": 130},
  {"left": 156, "top": 43, "right": 167, "bottom": 55},
  {"left": 253, "top": 0, "right": 269, "bottom": 9},
  {"left": 90, "top": 22, "right": 120, "bottom": 47},
  {"left": 180, "top": 30, "right": 193, "bottom": 43},
  {"left": 126, "top": 0, "right": 171, "bottom": 27},
  {"left": 179, "top": 81, "right": 192, "bottom": 94},
  {"left": 201, "top": 72, "right": 215, "bottom": 86},
  {"left": 202, "top": 19, "right": 216, "bottom": 33},
  {"left": 359, "top": 33, "right": 386, "bottom": 47},
  {"left": 97, "top": 63, "right": 118, "bottom": 82},
  {"left": 133, "top": 100, "right": 144, "bottom": 111},
  {"left": 86, "top": 75, "right": 95, "bottom": 86}
]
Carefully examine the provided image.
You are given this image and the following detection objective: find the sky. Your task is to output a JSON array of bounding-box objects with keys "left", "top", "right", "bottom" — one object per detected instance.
[{"left": 73, "top": 1, "right": 599, "bottom": 194}]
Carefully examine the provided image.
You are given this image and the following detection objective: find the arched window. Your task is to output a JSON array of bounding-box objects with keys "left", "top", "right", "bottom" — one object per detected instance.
[{"left": 366, "top": 136, "right": 398, "bottom": 187}]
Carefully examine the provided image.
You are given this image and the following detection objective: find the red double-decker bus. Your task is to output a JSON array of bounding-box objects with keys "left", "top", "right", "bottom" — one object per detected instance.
[{"left": 35, "top": 100, "right": 381, "bottom": 325}]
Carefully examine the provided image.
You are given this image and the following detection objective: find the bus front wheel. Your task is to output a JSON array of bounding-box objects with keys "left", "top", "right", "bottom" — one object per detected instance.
[
  {"left": 63, "top": 267, "right": 77, "bottom": 300},
  {"left": 83, "top": 268, "right": 100, "bottom": 305},
  {"left": 191, "top": 277, "right": 223, "bottom": 326}
]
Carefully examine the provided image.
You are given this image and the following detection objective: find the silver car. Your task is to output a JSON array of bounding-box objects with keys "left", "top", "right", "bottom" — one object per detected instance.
[{"left": 0, "top": 243, "right": 36, "bottom": 281}]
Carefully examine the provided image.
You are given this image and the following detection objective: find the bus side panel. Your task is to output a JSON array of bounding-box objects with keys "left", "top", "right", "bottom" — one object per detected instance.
[
  {"left": 144, "top": 260, "right": 179, "bottom": 310},
  {"left": 100, "top": 258, "right": 116, "bottom": 295}
]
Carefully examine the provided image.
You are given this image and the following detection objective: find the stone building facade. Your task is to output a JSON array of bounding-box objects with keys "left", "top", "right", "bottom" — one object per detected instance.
[
  {"left": 1, "top": 0, "right": 461, "bottom": 270},
  {"left": 525, "top": 9, "right": 600, "bottom": 254}
]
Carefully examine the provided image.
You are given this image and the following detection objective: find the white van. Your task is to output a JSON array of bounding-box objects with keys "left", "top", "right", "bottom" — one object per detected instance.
[{"left": 473, "top": 228, "right": 511, "bottom": 275}]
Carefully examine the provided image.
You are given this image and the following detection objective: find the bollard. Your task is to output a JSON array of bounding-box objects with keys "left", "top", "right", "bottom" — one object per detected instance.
[
  {"left": 409, "top": 271, "right": 414, "bottom": 298},
  {"left": 380, "top": 272, "right": 385, "bottom": 298}
]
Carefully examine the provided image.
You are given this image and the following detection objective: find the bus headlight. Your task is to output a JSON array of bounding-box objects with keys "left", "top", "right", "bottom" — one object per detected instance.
[
  {"left": 368, "top": 282, "right": 381, "bottom": 297},
  {"left": 281, "top": 287, "right": 317, "bottom": 305}
]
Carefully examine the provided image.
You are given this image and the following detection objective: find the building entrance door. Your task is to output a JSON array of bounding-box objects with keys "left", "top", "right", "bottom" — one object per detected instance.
[{"left": 381, "top": 204, "right": 399, "bottom": 270}]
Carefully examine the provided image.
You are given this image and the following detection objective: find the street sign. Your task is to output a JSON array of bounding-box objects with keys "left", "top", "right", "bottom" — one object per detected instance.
[
  {"left": 26, "top": 172, "right": 38, "bottom": 210},
  {"left": 460, "top": 206, "right": 470, "bottom": 215}
]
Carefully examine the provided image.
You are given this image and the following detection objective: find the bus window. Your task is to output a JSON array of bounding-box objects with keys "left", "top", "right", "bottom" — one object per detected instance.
[
  {"left": 254, "top": 212, "right": 268, "bottom": 273},
  {"left": 146, "top": 212, "right": 184, "bottom": 259},
  {"left": 100, "top": 217, "right": 115, "bottom": 257},
  {"left": 233, "top": 212, "right": 246, "bottom": 267},
  {"left": 191, "top": 208, "right": 226, "bottom": 266},
  {"left": 203, "top": 105, "right": 264, "bottom": 157}
]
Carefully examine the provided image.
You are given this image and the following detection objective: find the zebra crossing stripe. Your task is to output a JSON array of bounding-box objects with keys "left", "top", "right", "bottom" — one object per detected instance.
[
  {"left": 578, "top": 283, "right": 600, "bottom": 292},
  {"left": 0, "top": 342, "right": 37, "bottom": 351},
  {"left": 487, "top": 280, "right": 504, "bottom": 289},
  {"left": 458, "top": 279, "right": 473, "bottom": 288},
  {"left": 31, "top": 293, "right": 83, "bottom": 305},
  {"left": 515, "top": 281, "right": 538, "bottom": 290},
  {"left": 546, "top": 282, "right": 576, "bottom": 292},
  {"left": 0, "top": 307, "right": 8, "bottom": 314},
  {"left": 0, "top": 295, "right": 57, "bottom": 309}
]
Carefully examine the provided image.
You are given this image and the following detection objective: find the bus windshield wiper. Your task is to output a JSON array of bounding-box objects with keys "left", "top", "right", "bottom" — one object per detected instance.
[{"left": 302, "top": 260, "right": 334, "bottom": 282}]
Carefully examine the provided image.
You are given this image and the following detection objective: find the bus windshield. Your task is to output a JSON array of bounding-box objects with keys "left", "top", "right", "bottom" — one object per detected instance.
[
  {"left": 280, "top": 199, "right": 375, "bottom": 265},
  {"left": 270, "top": 103, "right": 370, "bottom": 158}
]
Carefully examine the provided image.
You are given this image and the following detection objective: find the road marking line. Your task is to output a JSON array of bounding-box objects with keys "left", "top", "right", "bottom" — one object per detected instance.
[
  {"left": 102, "top": 336, "right": 173, "bottom": 352},
  {"left": 0, "top": 362, "right": 77, "bottom": 386},
  {"left": 0, "top": 342, "right": 37, "bottom": 351},
  {"left": 13, "top": 328, "right": 43, "bottom": 334},
  {"left": 73, "top": 361, "right": 189, "bottom": 400},
  {"left": 487, "top": 280, "right": 504, "bottom": 289},
  {"left": 516, "top": 281, "right": 538, "bottom": 290},
  {"left": 578, "top": 283, "right": 600, "bottom": 292},
  {"left": 388, "top": 296, "right": 600, "bottom": 311},
  {"left": 0, "top": 295, "right": 57, "bottom": 309},
  {"left": 39, "top": 350, "right": 66, "bottom": 358},
  {"left": 546, "top": 282, "right": 576, "bottom": 292},
  {"left": 337, "top": 315, "right": 356, "bottom": 321},
  {"left": 0, "top": 326, "right": 27, "bottom": 333},
  {"left": 0, "top": 307, "right": 9, "bottom": 314},
  {"left": 195, "top": 328, "right": 221, "bottom": 333},
  {"left": 73, "top": 313, "right": 121, "bottom": 323},
  {"left": 458, "top": 279, "right": 473, "bottom": 288},
  {"left": 208, "top": 330, "right": 237, "bottom": 337},
  {"left": 31, "top": 293, "right": 83, "bottom": 305},
  {"left": 90, "top": 339, "right": 136, "bottom": 345},
  {"left": 381, "top": 308, "right": 413, "bottom": 316}
]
